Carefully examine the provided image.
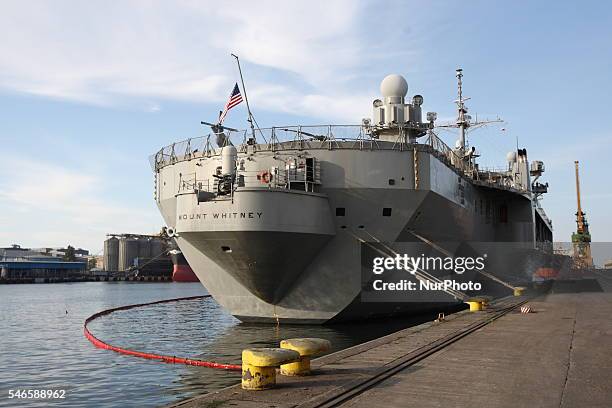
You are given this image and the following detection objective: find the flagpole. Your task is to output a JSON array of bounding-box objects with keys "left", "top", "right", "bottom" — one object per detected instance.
[{"left": 231, "top": 53, "right": 256, "bottom": 141}]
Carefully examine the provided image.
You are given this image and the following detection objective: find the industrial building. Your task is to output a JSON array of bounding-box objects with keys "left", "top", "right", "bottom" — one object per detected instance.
[
  {"left": 103, "top": 234, "right": 172, "bottom": 277},
  {"left": 31, "top": 246, "right": 89, "bottom": 259},
  {"left": 0, "top": 245, "right": 87, "bottom": 283}
]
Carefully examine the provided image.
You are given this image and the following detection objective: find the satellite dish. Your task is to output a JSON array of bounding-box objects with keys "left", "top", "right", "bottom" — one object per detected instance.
[{"left": 373, "top": 99, "right": 383, "bottom": 108}]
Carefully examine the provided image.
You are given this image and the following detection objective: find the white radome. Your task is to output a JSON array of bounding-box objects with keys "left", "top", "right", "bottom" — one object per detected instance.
[{"left": 380, "top": 74, "right": 408, "bottom": 98}]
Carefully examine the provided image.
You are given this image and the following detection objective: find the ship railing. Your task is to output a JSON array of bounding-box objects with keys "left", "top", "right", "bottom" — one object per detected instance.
[
  {"left": 237, "top": 166, "right": 321, "bottom": 192},
  {"left": 424, "top": 132, "right": 477, "bottom": 175},
  {"left": 176, "top": 173, "right": 214, "bottom": 194},
  {"left": 425, "top": 134, "right": 529, "bottom": 193},
  {"left": 150, "top": 125, "right": 376, "bottom": 171},
  {"left": 475, "top": 166, "right": 527, "bottom": 192},
  {"left": 258, "top": 125, "right": 372, "bottom": 150},
  {"left": 151, "top": 125, "right": 435, "bottom": 169},
  {"left": 151, "top": 125, "right": 526, "bottom": 192},
  {"left": 175, "top": 165, "right": 322, "bottom": 197}
]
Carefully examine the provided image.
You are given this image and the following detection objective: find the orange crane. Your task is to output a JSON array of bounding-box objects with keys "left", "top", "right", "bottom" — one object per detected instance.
[{"left": 571, "top": 160, "right": 593, "bottom": 269}]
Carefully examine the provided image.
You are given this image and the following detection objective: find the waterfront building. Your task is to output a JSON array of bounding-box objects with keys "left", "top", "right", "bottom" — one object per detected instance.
[{"left": 0, "top": 245, "right": 87, "bottom": 282}]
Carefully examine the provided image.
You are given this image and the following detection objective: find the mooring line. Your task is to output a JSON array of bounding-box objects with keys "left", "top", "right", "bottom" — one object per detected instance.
[{"left": 83, "top": 295, "right": 241, "bottom": 371}]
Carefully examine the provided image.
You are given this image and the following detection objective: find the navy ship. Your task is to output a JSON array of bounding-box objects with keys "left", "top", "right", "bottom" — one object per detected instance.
[{"left": 151, "top": 69, "right": 552, "bottom": 323}]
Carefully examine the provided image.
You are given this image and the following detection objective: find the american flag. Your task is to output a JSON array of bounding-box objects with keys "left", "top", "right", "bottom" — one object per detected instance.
[{"left": 218, "top": 83, "right": 243, "bottom": 124}]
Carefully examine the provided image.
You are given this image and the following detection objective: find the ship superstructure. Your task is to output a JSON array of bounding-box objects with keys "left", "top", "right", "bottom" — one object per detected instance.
[{"left": 151, "top": 70, "right": 552, "bottom": 323}]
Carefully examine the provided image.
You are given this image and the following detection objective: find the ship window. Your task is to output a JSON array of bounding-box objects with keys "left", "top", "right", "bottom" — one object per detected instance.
[
  {"left": 388, "top": 179, "right": 396, "bottom": 185},
  {"left": 221, "top": 246, "right": 232, "bottom": 253},
  {"left": 336, "top": 207, "right": 346, "bottom": 216},
  {"left": 383, "top": 208, "right": 392, "bottom": 217}
]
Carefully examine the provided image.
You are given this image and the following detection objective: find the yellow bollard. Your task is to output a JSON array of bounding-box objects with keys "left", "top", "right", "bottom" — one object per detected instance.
[
  {"left": 513, "top": 287, "right": 525, "bottom": 297},
  {"left": 465, "top": 300, "right": 483, "bottom": 312},
  {"left": 241, "top": 348, "right": 300, "bottom": 390},
  {"left": 279, "top": 338, "right": 331, "bottom": 376}
]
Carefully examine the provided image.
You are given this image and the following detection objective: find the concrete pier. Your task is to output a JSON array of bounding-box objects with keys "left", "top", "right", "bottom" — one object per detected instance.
[{"left": 170, "top": 291, "right": 612, "bottom": 408}]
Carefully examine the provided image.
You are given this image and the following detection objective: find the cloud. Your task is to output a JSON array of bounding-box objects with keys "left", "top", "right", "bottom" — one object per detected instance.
[
  {"left": 0, "top": 156, "right": 161, "bottom": 251},
  {"left": 0, "top": 0, "right": 444, "bottom": 123},
  {"left": 207, "top": 1, "right": 361, "bottom": 82},
  {"left": 0, "top": 0, "right": 387, "bottom": 121},
  {"left": 0, "top": 2, "right": 230, "bottom": 104}
]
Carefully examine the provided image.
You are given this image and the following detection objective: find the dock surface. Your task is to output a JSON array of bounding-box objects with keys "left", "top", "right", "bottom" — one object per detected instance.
[{"left": 171, "top": 292, "right": 612, "bottom": 408}]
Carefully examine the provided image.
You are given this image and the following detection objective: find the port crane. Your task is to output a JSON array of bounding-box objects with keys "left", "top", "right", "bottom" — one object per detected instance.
[{"left": 571, "top": 160, "right": 593, "bottom": 269}]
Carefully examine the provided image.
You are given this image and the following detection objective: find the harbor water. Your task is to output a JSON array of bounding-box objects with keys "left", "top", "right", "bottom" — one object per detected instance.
[{"left": 0, "top": 282, "right": 437, "bottom": 407}]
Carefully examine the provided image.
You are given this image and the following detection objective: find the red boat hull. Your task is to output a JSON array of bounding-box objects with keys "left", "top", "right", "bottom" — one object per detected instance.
[{"left": 172, "top": 264, "right": 199, "bottom": 282}]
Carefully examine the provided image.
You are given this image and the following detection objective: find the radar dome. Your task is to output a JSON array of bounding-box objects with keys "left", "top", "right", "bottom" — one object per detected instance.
[{"left": 380, "top": 74, "right": 408, "bottom": 98}]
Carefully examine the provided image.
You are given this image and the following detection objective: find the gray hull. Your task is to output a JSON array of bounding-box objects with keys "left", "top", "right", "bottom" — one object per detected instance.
[{"left": 153, "top": 138, "right": 550, "bottom": 324}]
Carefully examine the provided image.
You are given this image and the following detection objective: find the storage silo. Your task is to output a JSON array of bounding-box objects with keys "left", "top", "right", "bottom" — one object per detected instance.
[
  {"left": 138, "top": 238, "right": 152, "bottom": 260},
  {"left": 103, "top": 236, "right": 119, "bottom": 271},
  {"left": 118, "top": 237, "right": 139, "bottom": 271},
  {"left": 150, "top": 238, "right": 165, "bottom": 258}
]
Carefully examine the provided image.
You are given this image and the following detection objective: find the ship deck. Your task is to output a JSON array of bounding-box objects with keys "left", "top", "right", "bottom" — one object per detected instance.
[{"left": 168, "top": 283, "right": 612, "bottom": 408}]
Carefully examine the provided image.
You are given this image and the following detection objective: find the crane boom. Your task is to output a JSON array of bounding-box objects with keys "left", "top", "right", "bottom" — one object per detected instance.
[{"left": 571, "top": 160, "right": 593, "bottom": 269}]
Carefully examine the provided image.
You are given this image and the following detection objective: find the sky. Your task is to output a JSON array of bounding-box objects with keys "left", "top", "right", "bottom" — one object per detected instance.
[{"left": 0, "top": 0, "right": 611, "bottom": 255}]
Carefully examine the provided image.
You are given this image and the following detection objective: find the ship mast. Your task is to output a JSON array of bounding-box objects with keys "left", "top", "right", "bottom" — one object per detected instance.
[
  {"left": 231, "top": 53, "right": 257, "bottom": 142},
  {"left": 455, "top": 68, "right": 468, "bottom": 152},
  {"left": 448, "top": 68, "right": 503, "bottom": 158}
]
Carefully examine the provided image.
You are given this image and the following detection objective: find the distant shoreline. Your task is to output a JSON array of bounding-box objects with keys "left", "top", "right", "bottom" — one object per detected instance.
[{"left": 0, "top": 276, "right": 173, "bottom": 284}]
